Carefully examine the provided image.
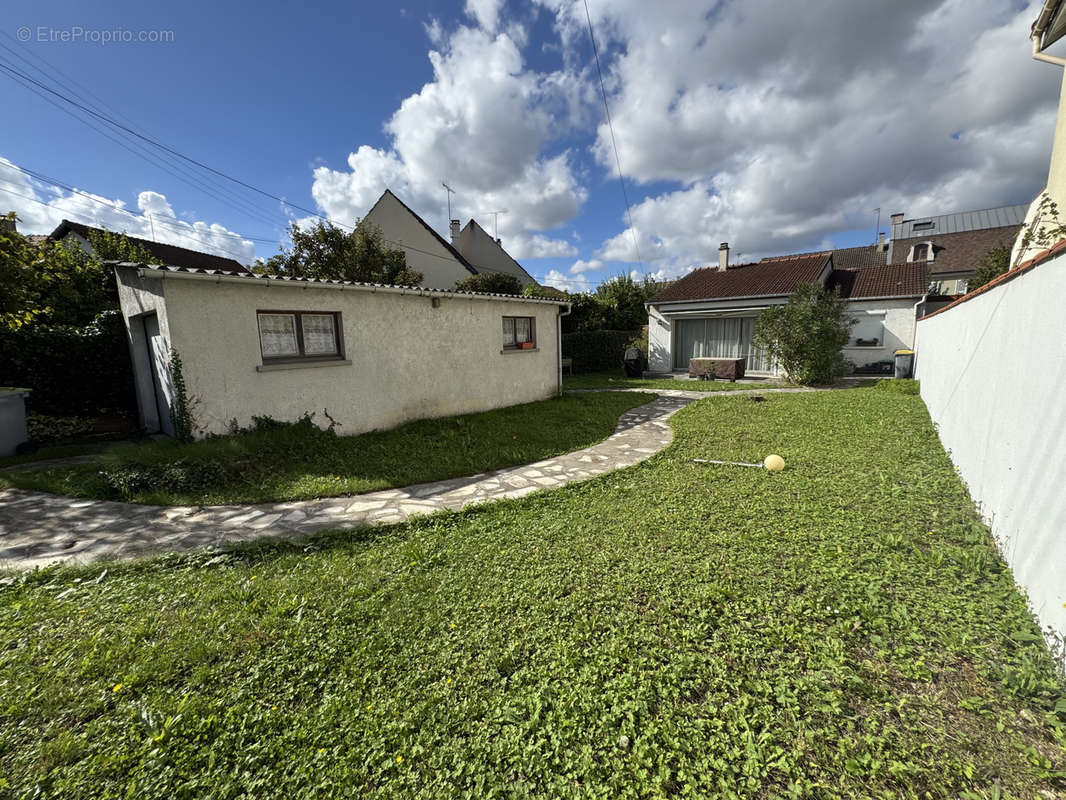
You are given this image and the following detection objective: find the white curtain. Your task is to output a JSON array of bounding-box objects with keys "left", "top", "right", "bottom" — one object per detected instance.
[
  {"left": 258, "top": 313, "right": 298, "bottom": 357},
  {"left": 302, "top": 314, "right": 337, "bottom": 355},
  {"left": 674, "top": 316, "right": 772, "bottom": 372}
]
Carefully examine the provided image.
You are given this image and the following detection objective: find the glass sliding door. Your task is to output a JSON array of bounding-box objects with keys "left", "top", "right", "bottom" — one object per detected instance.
[{"left": 674, "top": 316, "right": 774, "bottom": 373}]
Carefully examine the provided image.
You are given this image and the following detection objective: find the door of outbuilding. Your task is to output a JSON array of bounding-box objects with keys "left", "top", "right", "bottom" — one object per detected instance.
[{"left": 143, "top": 313, "right": 176, "bottom": 437}]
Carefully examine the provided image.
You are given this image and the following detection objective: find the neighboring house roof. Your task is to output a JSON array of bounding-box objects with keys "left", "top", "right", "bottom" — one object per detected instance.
[
  {"left": 458, "top": 219, "right": 538, "bottom": 286},
  {"left": 828, "top": 262, "right": 928, "bottom": 299},
  {"left": 366, "top": 190, "right": 476, "bottom": 274},
  {"left": 763, "top": 244, "right": 887, "bottom": 271},
  {"left": 889, "top": 224, "right": 1020, "bottom": 276},
  {"left": 890, "top": 204, "right": 1028, "bottom": 240},
  {"left": 650, "top": 253, "right": 832, "bottom": 303},
  {"left": 25, "top": 234, "right": 48, "bottom": 246},
  {"left": 50, "top": 219, "right": 251, "bottom": 274},
  {"left": 111, "top": 262, "right": 567, "bottom": 304}
]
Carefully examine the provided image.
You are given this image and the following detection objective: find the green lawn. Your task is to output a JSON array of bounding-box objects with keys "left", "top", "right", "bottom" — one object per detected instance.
[
  {"left": 564, "top": 369, "right": 793, "bottom": 392},
  {"left": 1, "top": 388, "right": 1063, "bottom": 799},
  {"left": 0, "top": 393, "right": 650, "bottom": 505}
]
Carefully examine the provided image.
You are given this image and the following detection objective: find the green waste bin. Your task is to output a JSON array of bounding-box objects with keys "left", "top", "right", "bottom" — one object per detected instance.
[{"left": 894, "top": 349, "right": 914, "bottom": 379}]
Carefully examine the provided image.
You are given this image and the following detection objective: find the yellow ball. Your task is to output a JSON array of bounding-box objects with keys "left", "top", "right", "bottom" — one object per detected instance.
[{"left": 764, "top": 454, "right": 785, "bottom": 472}]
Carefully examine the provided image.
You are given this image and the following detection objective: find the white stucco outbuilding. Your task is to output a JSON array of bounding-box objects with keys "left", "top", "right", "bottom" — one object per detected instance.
[{"left": 114, "top": 263, "right": 568, "bottom": 438}]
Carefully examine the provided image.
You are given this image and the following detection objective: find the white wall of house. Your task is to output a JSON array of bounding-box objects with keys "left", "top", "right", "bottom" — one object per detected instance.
[
  {"left": 116, "top": 268, "right": 564, "bottom": 437},
  {"left": 649, "top": 296, "right": 920, "bottom": 375},
  {"left": 915, "top": 253, "right": 1066, "bottom": 639},
  {"left": 363, "top": 191, "right": 474, "bottom": 290},
  {"left": 842, "top": 298, "right": 920, "bottom": 369}
]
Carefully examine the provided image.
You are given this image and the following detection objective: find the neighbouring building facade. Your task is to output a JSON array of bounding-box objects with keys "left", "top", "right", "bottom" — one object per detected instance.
[
  {"left": 646, "top": 247, "right": 927, "bottom": 376},
  {"left": 114, "top": 263, "right": 567, "bottom": 438},
  {"left": 363, "top": 190, "right": 538, "bottom": 290}
]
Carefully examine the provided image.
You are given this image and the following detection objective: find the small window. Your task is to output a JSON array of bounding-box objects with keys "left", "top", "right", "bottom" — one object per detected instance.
[
  {"left": 912, "top": 221, "right": 934, "bottom": 231},
  {"left": 910, "top": 243, "right": 930, "bottom": 261},
  {"left": 850, "top": 314, "right": 884, "bottom": 347},
  {"left": 258, "top": 311, "right": 343, "bottom": 362},
  {"left": 503, "top": 316, "right": 535, "bottom": 350}
]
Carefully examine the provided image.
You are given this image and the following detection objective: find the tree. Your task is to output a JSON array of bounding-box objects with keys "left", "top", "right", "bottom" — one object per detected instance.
[
  {"left": 753, "top": 282, "right": 853, "bottom": 385},
  {"left": 455, "top": 272, "right": 523, "bottom": 295},
  {"left": 594, "top": 274, "right": 664, "bottom": 330},
  {"left": 968, "top": 243, "right": 1009, "bottom": 293},
  {"left": 0, "top": 216, "right": 139, "bottom": 328},
  {"left": 260, "top": 219, "right": 422, "bottom": 286}
]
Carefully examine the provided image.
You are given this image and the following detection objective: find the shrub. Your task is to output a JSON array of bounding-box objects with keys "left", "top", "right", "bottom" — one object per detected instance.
[
  {"left": 455, "top": 272, "right": 523, "bottom": 295},
  {"left": 562, "top": 329, "right": 641, "bottom": 372},
  {"left": 968, "top": 244, "right": 1009, "bottom": 293},
  {"left": 0, "top": 310, "right": 136, "bottom": 415},
  {"left": 27, "top": 414, "right": 96, "bottom": 443},
  {"left": 753, "top": 283, "right": 852, "bottom": 385},
  {"left": 101, "top": 459, "right": 227, "bottom": 499}
]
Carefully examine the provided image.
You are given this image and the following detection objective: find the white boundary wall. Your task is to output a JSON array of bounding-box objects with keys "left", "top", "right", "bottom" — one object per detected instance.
[{"left": 915, "top": 254, "right": 1066, "bottom": 638}]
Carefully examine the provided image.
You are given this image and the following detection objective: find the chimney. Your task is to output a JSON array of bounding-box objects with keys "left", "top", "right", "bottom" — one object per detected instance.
[
  {"left": 0, "top": 215, "right": 15, "bottom": 234},
  {"left": 450, "top": 219, "right": 461, "bottom": 246},
  {"left": 890, "top": 212, "right": 904, "bottom": 228},
  {"left": 877, "top": 232, "right": 885, "bottom": 246},
  {"left": 718, "top": 242, "right": 729, "bottom": 272}
]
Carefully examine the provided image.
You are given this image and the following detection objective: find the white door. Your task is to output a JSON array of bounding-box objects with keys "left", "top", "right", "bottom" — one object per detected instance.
[{"left": 144, "top": 314, "right": 175, "bottom": 436}]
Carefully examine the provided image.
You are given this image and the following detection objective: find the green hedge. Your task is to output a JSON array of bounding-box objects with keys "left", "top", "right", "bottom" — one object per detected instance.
[
  {"left": 562, "top": 329, "right": 644, "bottom": 373},
  {"left": 0, "top": 310, "right": 136, "bottom": 415}
]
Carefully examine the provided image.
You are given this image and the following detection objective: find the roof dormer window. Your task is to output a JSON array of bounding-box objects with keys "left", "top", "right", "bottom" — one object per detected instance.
[
  {"left": 912, "top": 221, "right": 935, "bottom": 231},
  {"left": 908, "top": 242, "right": 934, "bottom": 262}
]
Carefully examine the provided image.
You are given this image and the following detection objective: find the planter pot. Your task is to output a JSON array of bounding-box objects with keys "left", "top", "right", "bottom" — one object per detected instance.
[{"left": 519, "top": 341, "right": 535, "bottom": 350}]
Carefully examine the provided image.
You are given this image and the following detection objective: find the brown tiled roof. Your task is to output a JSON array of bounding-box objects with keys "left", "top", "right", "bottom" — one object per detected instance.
[
  {"left": 649, "top": 253, "right": 832, "bottom": 302},
  {"left": 50, "top": 220, "right": 251, "bottom": 274},
  {"left": 890, "top": 224, "right": 1020, "bottom": 276},
  {"left": 764, "top": 244, "right": 887, "bottom": 270},
  {"left": 829, "top": 262, "right": 928, "bottom": 299}
]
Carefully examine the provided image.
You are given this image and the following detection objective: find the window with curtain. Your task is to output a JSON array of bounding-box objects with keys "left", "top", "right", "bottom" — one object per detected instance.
[
  {"left": 849, "top": 313, "right": 885, "bottom": 347},
  {"left": 257, "top": 311, "right": 343, "bottom": 362},
  {"left": 503, "top": 316, "right": 535, "bottom": 350}
]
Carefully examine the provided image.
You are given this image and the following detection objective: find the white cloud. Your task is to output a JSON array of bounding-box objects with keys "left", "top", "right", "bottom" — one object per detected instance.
[
  {"left": 538, "top": 0, "right": 1058, "bottom": 267},
  {"left": 0, "top": 156, "right": 257, "bottom": 264},
  {"left": 308, "top": 23, "right": 588, "bottom": 257},
  {"left": 569, "top": 258, "right": 603, "bottom": 274},
  {"left": 503, "top": 232, "right": 577, "bottom": 259},
  {"left": 542, "top": 268, "right": 588, "bottom": 293},
  {"left": 465, "top": 0, "right": 502, "bottom": 32}
]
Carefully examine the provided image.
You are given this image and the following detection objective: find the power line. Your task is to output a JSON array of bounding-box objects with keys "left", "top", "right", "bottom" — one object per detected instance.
[{"left": 582, "top": 0, "right": 642, "bottom": 267}]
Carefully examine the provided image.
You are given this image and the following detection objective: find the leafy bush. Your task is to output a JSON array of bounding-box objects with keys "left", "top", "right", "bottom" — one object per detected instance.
[
  {"left": 968, "top": 244, "right": 1010, "bottom": 293},
  {"left": 454, "top": 272, "right": 523, "bottom": 295},
  {"left": 754, "top": 283, "right": 852, "bottom": 385},
  {"left": 562, "top": 329, "right": 642, "bottom": 372},
  {"left": 0, "top": 310, "right": 136, "bottom": 415},
  {"left": 101, "top": 459, "right": 227, "bottom": 499}
]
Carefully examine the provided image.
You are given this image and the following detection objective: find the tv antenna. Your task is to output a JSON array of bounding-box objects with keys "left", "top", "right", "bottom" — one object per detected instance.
[
  {"left": 442, "top": 182, "right": 455, "bottom": 227},
  {"left": 484, "top": 209, "right": 508, "bottom": 240}
]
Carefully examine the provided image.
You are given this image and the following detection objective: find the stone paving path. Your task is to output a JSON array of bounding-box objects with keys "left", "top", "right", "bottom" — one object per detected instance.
[
  {"left": 0, "top": 385, "right": 839, "bottom": 570},
  {"left": 0, "top": 393, "right": 700, "bottom": 570}
]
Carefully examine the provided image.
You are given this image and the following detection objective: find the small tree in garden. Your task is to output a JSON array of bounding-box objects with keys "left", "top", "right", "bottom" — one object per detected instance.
[
  {"left": 968, "top": 244, "right": 1010, "bottom": 292},
  {"left": 754, "top": 283, "right": 853, "bottom": 385},
  {"left": 455, "top": 272, "right": 523, "bottom": 295}
]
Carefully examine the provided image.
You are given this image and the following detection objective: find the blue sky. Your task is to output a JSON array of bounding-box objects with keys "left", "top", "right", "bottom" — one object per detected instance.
[{"left": 0, "top": 0, "right": 1059, "bottom": 290}]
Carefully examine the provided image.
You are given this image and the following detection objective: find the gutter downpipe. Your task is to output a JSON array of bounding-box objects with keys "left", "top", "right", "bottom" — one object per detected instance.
[
  {"left": 1032, "top": 1, "right": 1066, "bottom": 66},
  {"left": 1033, "top": 33, "right": 1066, "bottom": 66},
  {"left": 558, "top": 302, "right": 571, "bottom": 397},
  {"left": 910, "top": 292, "right": 929, "bottom": 373}
]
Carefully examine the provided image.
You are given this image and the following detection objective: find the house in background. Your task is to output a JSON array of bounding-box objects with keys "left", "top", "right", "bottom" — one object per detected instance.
[
  {"left": 885, "top": 205, "right": 1025, "bottom": 300},
  {"left": 49, "top": 219, "right": 252, "bottom": 273},
  {"left": 363, "top": 190, "right": 539, "bottom": 290},
  {"left": 113, "top": 262, "right": 566, "bottom": 438},
  {"left": 646, "top": 245, "right": 927, "bottom": 376}
]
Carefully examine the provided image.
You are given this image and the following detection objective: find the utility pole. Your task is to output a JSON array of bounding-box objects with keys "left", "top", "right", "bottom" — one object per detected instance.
[
  {"left": 442, "top": 182, "right": 455, "bottom": 228},
  {"left": 485, "top": 209, "right": 508, "bottom": 240}
]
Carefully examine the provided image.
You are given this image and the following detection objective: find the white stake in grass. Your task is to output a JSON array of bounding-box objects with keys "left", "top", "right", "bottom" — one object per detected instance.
[{"left": 691, "top": 454, "right": 786, "bottom": 472}]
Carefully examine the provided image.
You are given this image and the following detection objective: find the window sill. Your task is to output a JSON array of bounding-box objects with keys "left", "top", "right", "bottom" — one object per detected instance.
[
  {"left": 501, "top": 347, "right": 539, "bottom": 354},
  {"left": 257, "top": 359, "right": 352, "bottom": 372}
]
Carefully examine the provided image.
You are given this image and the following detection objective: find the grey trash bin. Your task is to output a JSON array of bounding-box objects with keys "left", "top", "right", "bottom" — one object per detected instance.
[
  {"left": 0, "top": 388, "right": 32, "bottom": 457},
  {"left": 893, "top": 349, "right": 914, "bottom": 379}
]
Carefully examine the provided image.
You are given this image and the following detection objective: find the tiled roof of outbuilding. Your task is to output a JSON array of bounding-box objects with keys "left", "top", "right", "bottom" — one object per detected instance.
[{"left": 649, "top": 253, "right": 832, "bottom": 303}]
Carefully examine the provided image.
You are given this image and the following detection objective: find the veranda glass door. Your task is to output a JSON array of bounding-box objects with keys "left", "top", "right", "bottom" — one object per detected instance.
[{"left": 673, "top": 316, "right": 772, "bottom": 373}]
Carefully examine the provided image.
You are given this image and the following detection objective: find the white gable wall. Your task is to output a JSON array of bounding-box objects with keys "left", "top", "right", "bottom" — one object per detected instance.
[
  {"left": 363, "top": 192, "right": 473, "bottom": 290},
  {"left": 458, "top": 222, "right": 537, "bottom": 287}
]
